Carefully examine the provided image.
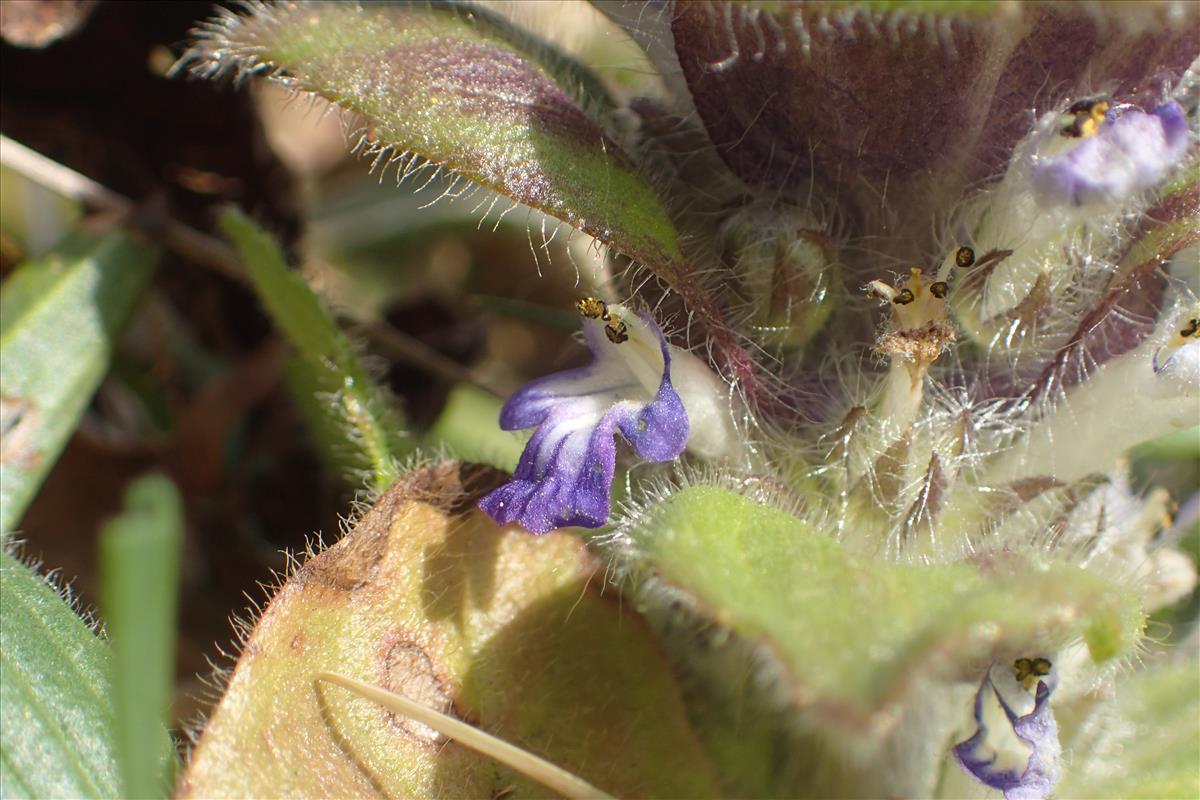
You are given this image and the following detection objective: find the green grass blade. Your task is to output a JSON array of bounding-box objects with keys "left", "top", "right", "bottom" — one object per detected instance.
[
  {"left": 0, "top": 551, "right": 119, "bottom": 799},
  {"left": 218, "top": 207, "right": 405, "bottom": 491},
  {"left": 0, "top": 231, "right": 158, "bottom": 535},
  {"left": 99, "top": 474, "right": 184, "bottom": 799}
]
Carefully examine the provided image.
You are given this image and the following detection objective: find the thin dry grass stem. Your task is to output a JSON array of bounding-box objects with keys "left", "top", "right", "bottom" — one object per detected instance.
[
  {"left": 315, "top": 672, "right": 616, "bottom": 800},
  {"left": 0, "top": 134, "right": 245, "bottom": 281}
]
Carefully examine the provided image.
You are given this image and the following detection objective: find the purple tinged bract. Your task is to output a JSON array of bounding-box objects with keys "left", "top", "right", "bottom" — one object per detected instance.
[
  {"left": 953, "top": 663, "right": 1061, "bottom": 800},
  {"left": 479, "top": 305, "right": 689, "bottom": 534},
  {"left": 1031, "top": 102, "right": 1191, "bottom": 207}
]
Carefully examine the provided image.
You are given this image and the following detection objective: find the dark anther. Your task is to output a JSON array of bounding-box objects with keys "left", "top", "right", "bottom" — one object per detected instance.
[
  {"left": 892, "top": 289, "right": 915, "bottom": 305},
  {"left": 1181, "top": 318, "right": 1199, "bottom": 338},
  {"left": 955, "top": 246, "right": 975, "bottom": 268},
  {"left": 1013, "top": 656, "right": 1053, "bottom": 683},
  {"left": 604, "top": 319, "right": 629, "bottom": 344},
  {"left": 1066, "top": 97, "right": 1108, "bottom": 115},
  {"left": 930, "top": 282, "right": 949, "bottom": 299}
]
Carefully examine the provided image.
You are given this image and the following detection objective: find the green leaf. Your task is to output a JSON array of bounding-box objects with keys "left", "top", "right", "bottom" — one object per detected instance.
[
  {"left": 0, "top": 231, "right": 158, "bottom": 535},
  {"left": 218, "top": 207, "right": 405, "bottom": 492},
  {"left": 0, "top": 550, "right": 118, "bottom": 799},
  {"left": 187, "top": 1, "right": 685, "bottom": 275},
  {"left": 99, "top": 474, "right": 184, "bottom": 799},
  {"left": 178, "top": 464, "right": 721, "bottom": 799},
  {"left": 632, "top": 486, "right": 1145, "bottom": 717},
  {"left": 1132, "top": 426, "right": 1200, "bottom": 460},
  {"left": 1059, "top": 661, "right": 1200, "bottom": 799},
  {"left": 426, "top": 384, "right": 523, "bottom": 473}
]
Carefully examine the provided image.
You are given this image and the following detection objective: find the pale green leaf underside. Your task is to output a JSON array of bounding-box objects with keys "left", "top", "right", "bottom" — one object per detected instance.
[
  {"left": 179, "top": 466, "right": 720, "bottom": 799},
  {"left": 0, "top": 551, "right": 118, "bottom": 799},
  {"left": 0, "top": 232, "right": 158, "bottom": 535},
  {"left": 190, "top": 1, "right": 684, "bottom": 272},
  {"left": 633, "top": 486, "right": 1144, "bottom": 718}
]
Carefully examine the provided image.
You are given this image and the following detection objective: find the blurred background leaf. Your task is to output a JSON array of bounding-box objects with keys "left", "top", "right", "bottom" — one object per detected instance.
[{"left": 0, "top": 231, "right": 158, "bottom": 535}]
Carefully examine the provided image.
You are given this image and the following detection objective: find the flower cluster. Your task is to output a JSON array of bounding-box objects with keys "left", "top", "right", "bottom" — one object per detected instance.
[
  {"left": 188, "top": 2, "right": 1200, "bottom": 797},
  {"left": 468, "top": 5, "right": 1198, "bottom": 797}
]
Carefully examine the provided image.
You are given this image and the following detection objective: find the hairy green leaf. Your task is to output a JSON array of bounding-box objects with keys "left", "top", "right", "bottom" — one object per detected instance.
[
  {"left": 1059, "top": 660, "right": 1200, "bottom": 799},
  {"left": 0, "top": 231, "right": 158, "bottom": 535},
  {"left": 631, "top": 486, "right": 1145, "bottom": 717},
  {"left": 0, "top": 551, "right": 118, "bottom": 799},
  {"left": 188, "top": 1, "right": 684, "bottom": 274},
  {"left": 219, "top": 207, "right": 405, "bottom": 491},
  {"left": 179, "top": 464, "right": 720, "bottom": 799}
]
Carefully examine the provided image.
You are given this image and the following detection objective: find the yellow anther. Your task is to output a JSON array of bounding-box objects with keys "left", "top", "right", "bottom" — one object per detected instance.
[
  {"left": 1062, "top": 97, "right": 1111, "bottom": 139},
  {"left": 577, "top": 297, "right": 609, "bottom": 320}
]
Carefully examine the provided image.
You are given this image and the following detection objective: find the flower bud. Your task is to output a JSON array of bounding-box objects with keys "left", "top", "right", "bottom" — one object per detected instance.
[{"left": 720, "top": 201, "right": 838, "bottom": 350}]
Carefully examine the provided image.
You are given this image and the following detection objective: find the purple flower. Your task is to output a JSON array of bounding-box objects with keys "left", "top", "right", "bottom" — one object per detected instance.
[
  {"left": 953, "top": 659, "right": 1061, "bottom": 800},
  {"left": 1030, "top": 102, "right": 1190, "bottom": 207},
  {"left": 479, "top": 300, "right": 690, "bottom": 534}
]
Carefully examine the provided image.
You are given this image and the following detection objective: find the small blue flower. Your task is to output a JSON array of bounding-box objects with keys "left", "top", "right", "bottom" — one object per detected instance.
[
  {"left": 953, "top": 658, "right": 1061, "bottom": 800},
  {"left": 479, "top": 299, "right": 691, "bottom": 534},
  {"left": 1030, "top": 101, "right": 1190, "bottom": 207}
]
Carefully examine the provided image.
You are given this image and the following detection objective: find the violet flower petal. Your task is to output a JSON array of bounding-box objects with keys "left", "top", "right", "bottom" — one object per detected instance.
[
  {"left": 1031, "top": 103, "right": 1191, "bottom": 207},
  {"left": 479, "top": 309, "right": 688, "bottom": 533},
  {"left": 953, "top": 665, "right": 1061, "bottom": 800}
]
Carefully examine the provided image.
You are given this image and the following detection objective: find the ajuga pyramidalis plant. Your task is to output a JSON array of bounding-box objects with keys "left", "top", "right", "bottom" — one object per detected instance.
[{"left": 178, "top": 2, "right": 1199, "bottom": 798}]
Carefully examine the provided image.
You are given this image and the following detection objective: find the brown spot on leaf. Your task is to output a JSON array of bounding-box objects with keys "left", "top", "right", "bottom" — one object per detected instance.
[
  {"left": 377, "top": 633, "right": 454, "bottom": 748},
  {"left": 0, "top": 395, "right": 40, "bottom": 469}
]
